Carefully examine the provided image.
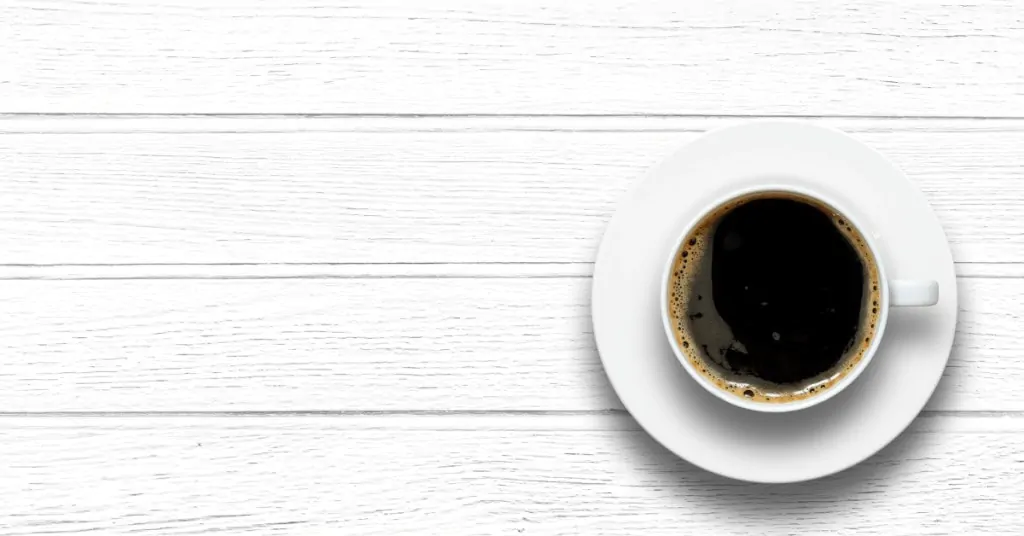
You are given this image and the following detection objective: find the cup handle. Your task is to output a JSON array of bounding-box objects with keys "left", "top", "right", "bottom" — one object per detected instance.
[{"left": 890, "top": 280, "right": 939, "bottom": 307}]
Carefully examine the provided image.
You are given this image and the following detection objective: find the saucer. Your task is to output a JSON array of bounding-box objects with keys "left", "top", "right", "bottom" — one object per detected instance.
[{"left": 591, "top": 121, "right": 957, "bottom": 483}]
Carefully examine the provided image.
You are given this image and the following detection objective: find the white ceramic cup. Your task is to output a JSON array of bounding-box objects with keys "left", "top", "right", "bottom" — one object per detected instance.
[{"left": 660, "top": 185, "right": 938, "bottom": 413}]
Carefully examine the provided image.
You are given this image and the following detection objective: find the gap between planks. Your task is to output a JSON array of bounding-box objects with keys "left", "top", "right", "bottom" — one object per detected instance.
[
  {"left": 0, "top": 412, "right": 1021, "bottom": 433},
  {"left": 3, "top": 115, "right": 1024, "bottom": 134},
  {"left": 0, "top": 262, "right": 1017, "bottom": 280}
]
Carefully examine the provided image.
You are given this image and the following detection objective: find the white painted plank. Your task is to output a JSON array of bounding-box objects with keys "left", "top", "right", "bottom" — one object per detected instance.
[
  {"left": 0, "top": 262, "right": 594, "bottom": 280},
  {"left": 0, "top": 276, "right": 1016, "bottom": 412},
  {"left": 1, "top": 415, "right": 1021, "bottom": 535},
  {"left": 2, "top": 0, "right": 1023, "bottom": 115},
  {"left": 1, "top": 121, "right": 1023, "bottom": 264}
]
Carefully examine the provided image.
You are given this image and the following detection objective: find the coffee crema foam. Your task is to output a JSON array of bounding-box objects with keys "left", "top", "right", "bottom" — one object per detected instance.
[{"left": 667, "top": 192, "right": 882, "bottom": 403}]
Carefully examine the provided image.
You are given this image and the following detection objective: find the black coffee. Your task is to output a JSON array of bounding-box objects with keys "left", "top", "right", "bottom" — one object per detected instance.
[{"left": 667, "top": 193, "right": 880, "bottom": 402}]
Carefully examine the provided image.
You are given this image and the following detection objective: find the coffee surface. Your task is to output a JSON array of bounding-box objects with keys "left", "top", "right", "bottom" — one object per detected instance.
[
  {"left": 667, "top": 193, "right": 881, "bottom": 402},
  {"left": 711, "top": 198, "right": 863, "bottom": 384}
]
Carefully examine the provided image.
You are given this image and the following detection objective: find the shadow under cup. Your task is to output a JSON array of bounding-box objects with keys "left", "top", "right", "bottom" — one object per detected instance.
[{"left": 664, "top": 190, "right": 883, "bottom": 408}]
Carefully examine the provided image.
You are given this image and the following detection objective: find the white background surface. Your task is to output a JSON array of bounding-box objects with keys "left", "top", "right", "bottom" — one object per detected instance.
[{"left": 1, "top": 0, "right": 1023, "bottom": 533}]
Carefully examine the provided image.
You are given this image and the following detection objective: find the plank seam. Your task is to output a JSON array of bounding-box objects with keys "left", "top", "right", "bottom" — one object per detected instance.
[
  {"left": 5, "top": 113, "right": 1024, "bottom": 120},
  {"left": 0, "top": 263, "right": 1014, "bottom": 280},
  {"left": 4, "top": 115, "right": 1024, "bottom": 133},
  {"left": 0, "top": 410, "right": 1017, "bottom": 417}
]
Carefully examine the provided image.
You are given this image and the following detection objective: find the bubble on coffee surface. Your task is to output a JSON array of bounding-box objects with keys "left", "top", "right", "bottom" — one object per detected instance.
[{"left": 667, "top": 192, "right": 882, "bottom": 403}]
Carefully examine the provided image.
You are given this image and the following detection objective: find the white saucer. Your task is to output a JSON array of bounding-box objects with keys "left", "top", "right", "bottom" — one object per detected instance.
[{"left": 591, "top": 121, "right": 957, "bottom": 483}]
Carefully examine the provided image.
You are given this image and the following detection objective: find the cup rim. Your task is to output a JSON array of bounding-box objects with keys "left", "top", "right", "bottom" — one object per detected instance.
[{"left": 659, "top": 184, "right": 891, "bottom": 413}]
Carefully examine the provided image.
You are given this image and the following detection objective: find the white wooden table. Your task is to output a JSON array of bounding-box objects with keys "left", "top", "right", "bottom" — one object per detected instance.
[{"left": 2, "top": 1, "right": 1024, "bottom": 533}]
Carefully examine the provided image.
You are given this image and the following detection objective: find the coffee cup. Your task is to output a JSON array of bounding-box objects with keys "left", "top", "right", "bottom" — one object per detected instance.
[{"left": 661, "top": 185, "right": 938, "bottom": 412}]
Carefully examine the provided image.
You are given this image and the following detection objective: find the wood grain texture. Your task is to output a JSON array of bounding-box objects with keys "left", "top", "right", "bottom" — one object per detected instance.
[
  {"left": 3, "top": 0, "right": 1021, "bottom": 528},
  {"left": 1, "top": 415, "right": 1021, "bottom": 535},
  {"left": 3, "top": 0, "right": 1023, "bottom": 115},
  {"left": 0, "top": 276, "right": 1013, "bottom": 412},
  {"left": 2, "top": 119, "right": 1023, "bottom": 264}
]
